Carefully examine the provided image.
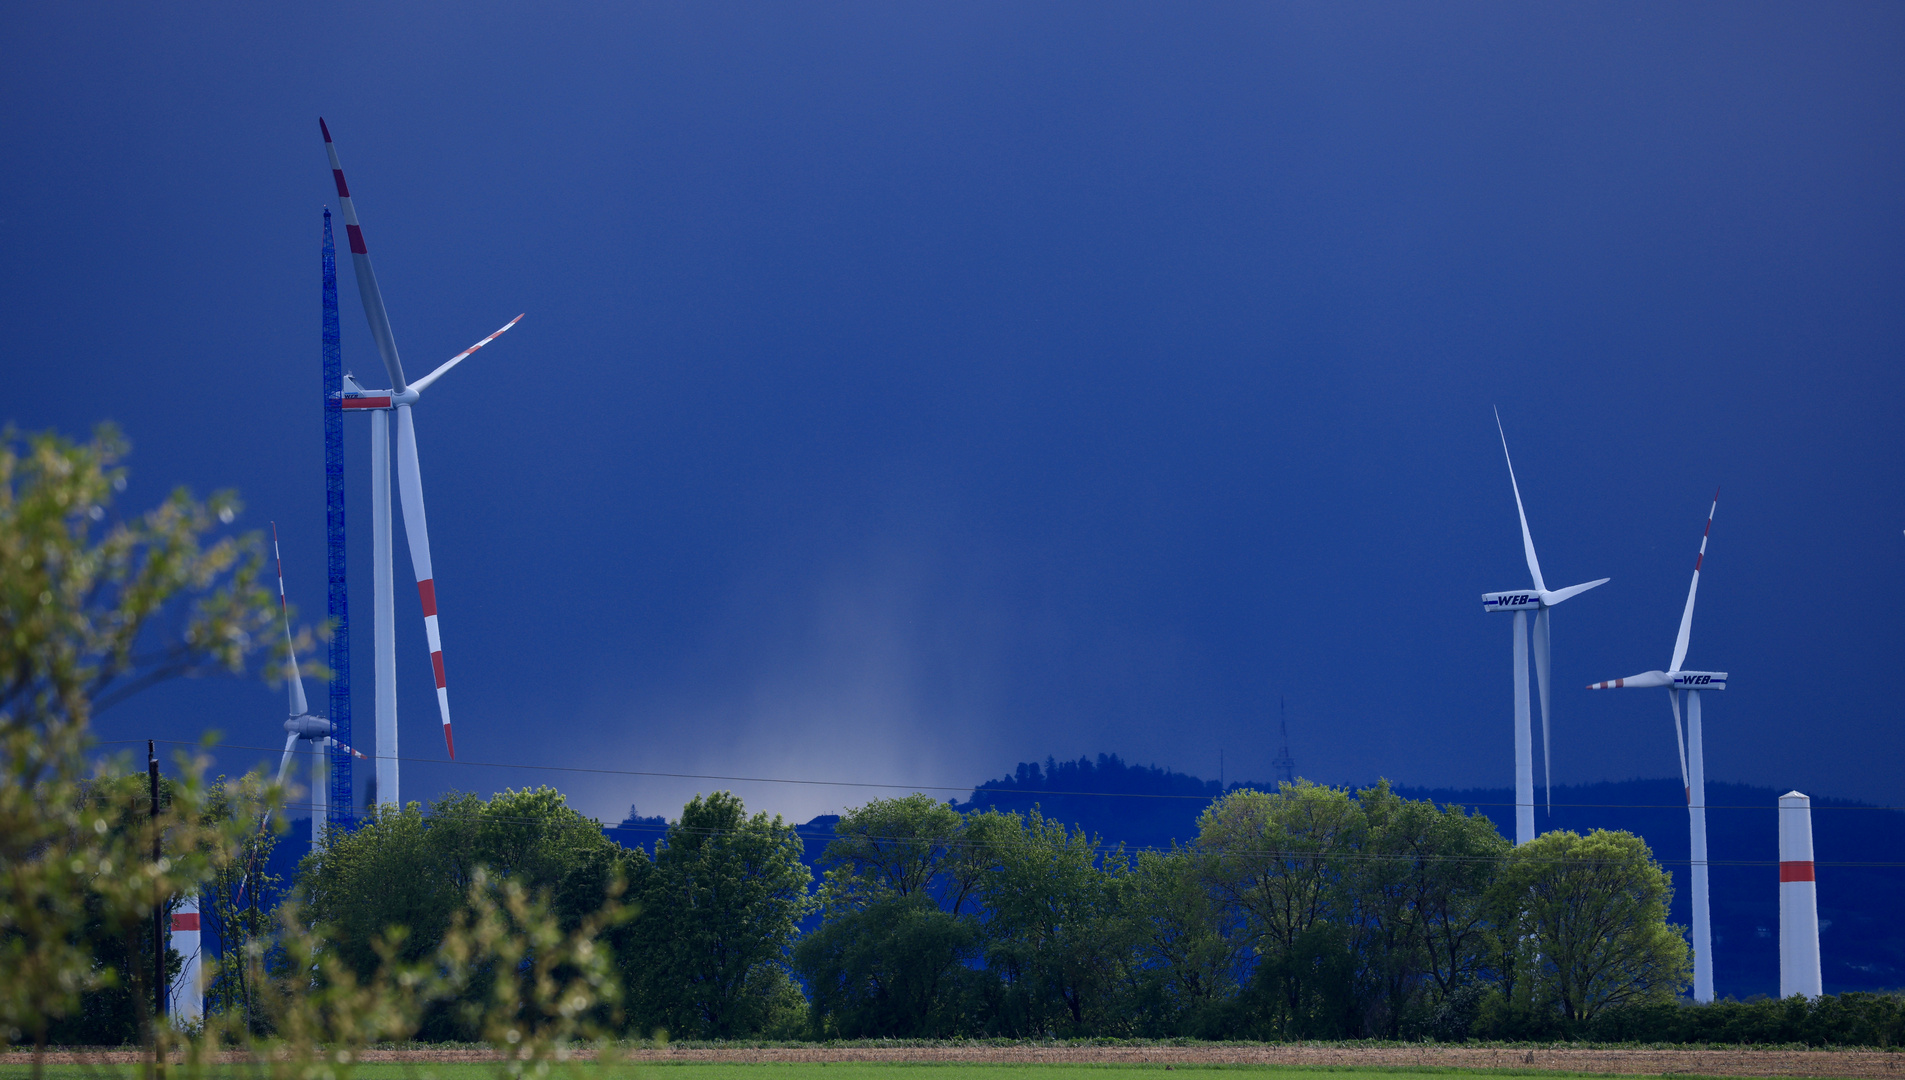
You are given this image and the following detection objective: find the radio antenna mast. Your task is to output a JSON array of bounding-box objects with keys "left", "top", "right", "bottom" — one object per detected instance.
[{"left": 1273, "top": 697, "right": 1296, "bottom": 786}]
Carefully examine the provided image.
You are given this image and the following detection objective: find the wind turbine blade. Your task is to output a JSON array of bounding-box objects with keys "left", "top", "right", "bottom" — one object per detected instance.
[
  {"left": 1494, "top": 409, "right": 1546, "bottom": 593},
  {"left": 1543, "top": 578, "right": 1609, "bottom": 606},
  {"left": 1534, "top": 605, "right": 1552, "bottom": 815},
  {"left": 1669, "top": 494, "right": 1718, "bottom": 673},
  {"left": 277, "top": 732, "right": 300, "bottom": 787},
  {"left": 319, "top": 119, "right": 408, "bottom": 393},
  {"left": 1587, "top": 670, "right": 1672, "bottom": 689},
  {"left": 1670, "top": 689, "right": 1690, "bottom": 803},
  {"left": 410, "top": 314, "right": 524, "bottom": 395},
  {"left": 394, "top": 405, "right": 455, "bottom": 759},
  {"left": 271, "top": 523, "right": 310, "bottom": 718},
  {"left": 330, "top": 738, "right": 369, "bottom": 761}
]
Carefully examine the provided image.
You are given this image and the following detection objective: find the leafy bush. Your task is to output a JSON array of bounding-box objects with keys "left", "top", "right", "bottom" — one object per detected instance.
[{"left": 1587, "top": 992, "right": 1905, "bottom": 1046}]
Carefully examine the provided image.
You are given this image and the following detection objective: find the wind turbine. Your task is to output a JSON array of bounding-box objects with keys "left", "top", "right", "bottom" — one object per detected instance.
[
  {"left": 320, "top": 119, "right": 522, "bottom": 806},
  {"left": 270, "top": 524, "right": 365, "bottom": 852},
  {"left": 1588, "top": 492, "right": 1727, "bottom": 1003},
  {"left": 1480, "top": 414, "right": 1610, "bottom": 846}
]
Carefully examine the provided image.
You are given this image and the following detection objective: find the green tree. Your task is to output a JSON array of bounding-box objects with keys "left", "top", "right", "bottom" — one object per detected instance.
[
  {"left": 1195, "top": 781, "right": 1366, "bottom": 1038},
  {"left": 629, "top": 792, "right": 814, "bottom": 1039},
  {"left": 1350, "top": 782, "right": 1511, "bottom": 1038},
  {"left": 1120, "top": 846, "right": 1245, "bottom": 1036},
  {"left": 476, "top": 787, "right": 628, "bottom": 933},
  {"left": 969, "top": 808, "right": 1130, "bottom": 1036},
  {"left": 793, "top": 893, "right": 981, "bottom": 1037},
  {"left": 299, "top": 786, "right": 631, "bottom": 1039},
  {"left": 813, "top": 793, "right": 980, "bottom": 914},
  {"left": 1399, "top": 795, "right": 1510, "bottom": 1002},
  {"left": 1494, "top": 829, "right": 1691, "bottom": 1025},
  {"left": 795, "top": 794, "right": 989, "bottom": 1037},
  {"left": 300, "top": 798, "right": 473, "bottom": 980},
  {"left": 0, "top": 425, "right": 279, "bottom": 1068}
]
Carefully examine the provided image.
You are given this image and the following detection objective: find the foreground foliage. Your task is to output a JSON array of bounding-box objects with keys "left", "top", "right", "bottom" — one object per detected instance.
[
  {"left": 1, "top": 426, "right": 277, "bottom": 1064},
  {"left": 0, "top": 428, "right": 628, "bottom": 1080}
]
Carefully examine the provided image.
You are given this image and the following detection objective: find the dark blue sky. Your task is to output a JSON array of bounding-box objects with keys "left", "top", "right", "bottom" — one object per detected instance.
[{"left": 5, "top": 2, "right": 1901, "bottom": 825}]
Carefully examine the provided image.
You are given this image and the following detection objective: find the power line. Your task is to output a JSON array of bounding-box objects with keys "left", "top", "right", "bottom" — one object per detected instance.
[
  {"left": 98, "top": 739, "right": 1905, "bottom": 813},
  {"left": 227, "top": 797, "right": 1905, "bottom": 869}
]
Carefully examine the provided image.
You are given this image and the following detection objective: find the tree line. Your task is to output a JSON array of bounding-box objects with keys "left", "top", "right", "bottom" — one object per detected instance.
[{"left": 285, "top": 778, "right": 1701, "bottom": 1041}]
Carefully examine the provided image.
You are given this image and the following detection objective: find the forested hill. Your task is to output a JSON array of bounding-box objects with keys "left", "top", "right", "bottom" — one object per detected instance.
[
  {"left": 926, "top": 754, "right": 1904, "bottom": 999},
  {"left": 954, "top": 753, "right": 1222, "bottom": 850}
]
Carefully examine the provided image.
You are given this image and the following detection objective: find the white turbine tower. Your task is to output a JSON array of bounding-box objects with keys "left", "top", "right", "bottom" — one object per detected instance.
[
  {"left": 321, "top": 119, "right": 522, "bottom": 806},
  {"left": 1778, "top": 790, "right": 1822, "bottom": 999},
  {"left": 1480, "top": 414, "right": 1609, "bottom": 845},
  {"left": 1588, "top": 492, "right": 1727, "bottom": 1003},
  {"left": 271, "top": 524, "right": 365, "bottom": 852}
]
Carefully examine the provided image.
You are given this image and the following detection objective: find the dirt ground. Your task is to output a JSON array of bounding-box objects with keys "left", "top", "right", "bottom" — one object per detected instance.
[{"left": 12, "top": 1043, "right": 1905, "bottom": 1078}]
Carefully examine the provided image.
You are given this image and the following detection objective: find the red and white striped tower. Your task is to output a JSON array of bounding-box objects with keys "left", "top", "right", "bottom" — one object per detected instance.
[{"left": 1779, "top": 790, "right": 1822, "bottom": 998}]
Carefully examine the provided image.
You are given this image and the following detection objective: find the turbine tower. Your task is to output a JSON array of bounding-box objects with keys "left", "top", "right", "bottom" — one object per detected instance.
[
  {"left": 1779, "top": 790, "right": 1822, "bottom": 999},
  {"left": 1587, "top": 493, "right": 1727, "bottom": 1003},
  {"left": 166, "top": 896, "right": 202, "bottom": 1027},
  {"left": 271, "top": 524, "right": 365, "bottom": 851},
  {"left": 1480, "top": 414, "right": 1609, "bottom": 845},
  {"left": 320, "top": 119, "right": 522, "bottom": 805}
]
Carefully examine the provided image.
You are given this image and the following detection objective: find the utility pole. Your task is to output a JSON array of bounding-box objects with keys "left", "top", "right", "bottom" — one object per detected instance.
[{"left": 147, "top": 741, "right": 165, "bottom": 1078}]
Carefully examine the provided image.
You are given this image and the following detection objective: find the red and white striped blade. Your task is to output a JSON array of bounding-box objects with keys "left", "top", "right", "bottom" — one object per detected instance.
[
  {"left": 328, "top": 737, "right": 369, "bottom": 761},
  {"left": 1586, "top": 670, "right": 1672, "bottom": 690},
  {"left": 411, "top": 314, "right": 525, "bottom": 395},
  {"left": 394, "top": 404, "right": 454, "bottom": 759},
  {"left": 271, "top": 523, "right": 309, "bottom": 718},
  {"left": 1669, "top": 493, "right": 1719, "bottom": 674},
  {"left": 319, "top": 118, "right": 409, "bottom": 393}
]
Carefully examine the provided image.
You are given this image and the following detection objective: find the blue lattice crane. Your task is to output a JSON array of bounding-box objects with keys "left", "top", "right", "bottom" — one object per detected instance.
[{"left": 323, "top": 208, "right": 355, "bottom": 828}]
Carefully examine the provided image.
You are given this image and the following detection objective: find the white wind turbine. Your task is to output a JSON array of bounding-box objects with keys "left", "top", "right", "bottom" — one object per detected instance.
[
  {"left": 270, "top": 524, "right": 366, "bottom": 852},
  {"left": 1480, "top": 414, "right": 1609, "bottom": 846},
  {"left": 1588, "top": 492, "right": 1727, "bottom": 1003},
  {"left": 321, "top": 119, "right": 522, "bottom": 806}
]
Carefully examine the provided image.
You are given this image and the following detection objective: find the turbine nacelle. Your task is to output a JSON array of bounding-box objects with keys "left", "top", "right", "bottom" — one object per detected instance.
[
  {"left": 285, "top": 714, "right": 333, "bottom": 739},
  {"left": 278, "top": 712, "right": 367, "bottom": 787},
  {"left": 336, "top": 387, "right": 416, "bottom": 411},
  {"left": 1481, "top": 590, "right": 1541, "bottom": 612},
  {"left": 1481, "top": 577, "right": 1610, "bottom": 614},
  {"left": 1674, "top": 671, "right": 1727, "bottom": 690}
]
